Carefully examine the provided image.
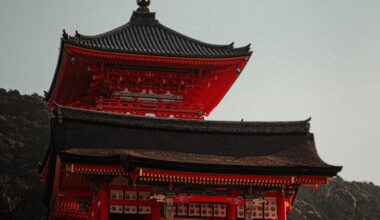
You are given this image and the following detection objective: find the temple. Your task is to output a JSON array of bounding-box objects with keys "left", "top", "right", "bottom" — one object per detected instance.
[{"left": 40, "top": 1, "right": 342, "bottom": 220}]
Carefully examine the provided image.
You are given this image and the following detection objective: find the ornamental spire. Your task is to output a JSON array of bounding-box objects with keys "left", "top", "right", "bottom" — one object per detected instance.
[
  {"left": 137, "top": 0, "right": 150, "bottom": 7},
  {"left": 136, "top": 0, "right": 150, "bottom": 12}
]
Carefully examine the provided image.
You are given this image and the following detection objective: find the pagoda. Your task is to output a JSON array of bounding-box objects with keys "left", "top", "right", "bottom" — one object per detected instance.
[{"left": 40, "top": 1, "right": 342, "bottom": 220}]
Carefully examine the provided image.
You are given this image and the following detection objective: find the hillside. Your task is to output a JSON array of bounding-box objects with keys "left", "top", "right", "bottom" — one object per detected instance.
[
  {"left": 289, "top": 177, "right": 380, "bottom": 219},
  {"left": 0, "top": 89, "right": 50, "bottom": 219},
  {"left": 0, "top": 89, "right": 379, "bottom": 219}
]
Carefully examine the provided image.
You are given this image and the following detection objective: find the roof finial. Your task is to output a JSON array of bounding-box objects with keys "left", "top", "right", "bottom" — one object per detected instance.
[
  {"left": 136, "top": 0, "right": 150, "bottom": 12},
  {"left": 137, "top": 0, "right": 150, "bottom": 7}
]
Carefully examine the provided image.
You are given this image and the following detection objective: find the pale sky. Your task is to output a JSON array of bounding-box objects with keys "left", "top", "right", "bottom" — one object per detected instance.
[{"left": 0, "top": 0, "right": 379, "bottom": 184}]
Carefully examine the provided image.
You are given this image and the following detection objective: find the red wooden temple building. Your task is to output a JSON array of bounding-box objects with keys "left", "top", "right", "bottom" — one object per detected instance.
[{"left": 40, "top": 1, "right": 342, "bottom": 219}]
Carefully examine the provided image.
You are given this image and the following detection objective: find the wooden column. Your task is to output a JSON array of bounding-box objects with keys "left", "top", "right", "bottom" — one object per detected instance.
[
  {"left": 244, "top": 197, "right": 253, "bottom": 220},
  {"left": 99, "top": 186, "right": 109, "bottom": 220},
  {"left": 228, "top": 204, "right": 236, "bottom": 220},
  {"left": 49, "top": 157, "right": 62, "bottom": 220},
  {"left": 87, "top": 198, "right": 95, "bottom": 220},
  {"left": 91, "top": 194, "right": 100, "bottom": 220},
  {"left": 277, "top": 198, "right": 287, "bottom": 220},
  {"left": 151, "top": 202, "right": 161, "bottom": 220}
]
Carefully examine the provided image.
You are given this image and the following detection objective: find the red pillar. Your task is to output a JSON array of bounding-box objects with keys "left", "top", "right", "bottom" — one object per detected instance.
[
  {"left": 50, "top": 157, "right": 62, "bottom": 216},
  {"left": 151, "top": 202, "right": 161, "bottom": 220},
  {"left": 277, "top": 198, "right": 287, "bottom": 220},
  {"left": 87, "top": 201, "right": 95, "bottom": 220},
  {"left": 228, "top": 204, "right": 236, "bottom": 220},
  {"left": 90, "top": 195, "right": 99, "bottom": 220},
  {"left": 100, "top": 186, "right": 109, "bottom": 220}
]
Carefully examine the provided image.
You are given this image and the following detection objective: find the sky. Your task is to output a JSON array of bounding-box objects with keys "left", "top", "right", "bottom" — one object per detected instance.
[{"left": 0, "top": 0, "right": 379, "bottom": 185}]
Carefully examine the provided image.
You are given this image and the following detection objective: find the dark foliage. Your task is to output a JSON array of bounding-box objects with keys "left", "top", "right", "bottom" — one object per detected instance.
[
  {"left": 0, "top": 88, "right": 379, "bottom": 219},
  {"left": 0, "top": 89, "right": 50, "bottom": 220},
  {"left": 289, "top": 176, "right": 380, "bottom": 220}
]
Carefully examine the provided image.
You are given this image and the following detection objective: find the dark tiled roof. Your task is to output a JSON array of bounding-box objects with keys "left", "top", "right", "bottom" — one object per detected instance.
[
  {"left": 51, "top": 107, "right": 341, "bottom": 176},
  {"left": 63, "top": 9, "right": 251, "bottom": 58},
  {"left": 55, "top": 106, "right": 311, "bottom": 134},
  {"left": 60, "top": 148, "right": 341, "bottom": 176}
]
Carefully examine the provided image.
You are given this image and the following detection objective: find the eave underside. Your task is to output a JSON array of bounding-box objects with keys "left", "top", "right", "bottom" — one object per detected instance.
[{"left": 46, "top": 45, "right": 250, "bottom": 119}]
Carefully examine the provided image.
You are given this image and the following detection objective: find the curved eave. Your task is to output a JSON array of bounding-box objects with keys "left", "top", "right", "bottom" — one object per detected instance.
[
  {"left": 58, "top": 152, "right": 342, "bottom": 177},
  {"left": 45, "top": 39, "right": 65, "bottom": 102},
  {"left": 50, "top": 109, "right": 342, "bottom": 176},
  {"left": 53, "top": 105, "right": 311, "bottom": 134},
  {"left": 64, "top": 38, "right": 252, "bottom": 59},
  {"left": 64, "top": 42, "right": 251, "bottom": 62}
]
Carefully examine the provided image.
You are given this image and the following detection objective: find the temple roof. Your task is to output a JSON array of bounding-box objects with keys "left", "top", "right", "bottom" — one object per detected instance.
[
  {"left": 51, "top": 106, "right": 341, "bottom": 176},
  {"left": 54, "top": 106, "right": 311, "bottom": 134},
  {"left": 63, "top": 4, "right": 251, "bottom": 58}
]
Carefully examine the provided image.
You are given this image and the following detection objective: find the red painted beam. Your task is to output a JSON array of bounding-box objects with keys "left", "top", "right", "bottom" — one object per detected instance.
[
  {"left": 139, "top": 168, "right": 330, "bottom": 186},
  {"left": 67, "top": 45, "right": 248, "bottom": 67},
  {"left": 173, "top": 195, "right": 244, "bottom": 205},
  {"left": 66, "top": 163, "right": 126, "bottom": 176},
  {"left": 139, "top": 168, "right": 293, "bottom": 184}
]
